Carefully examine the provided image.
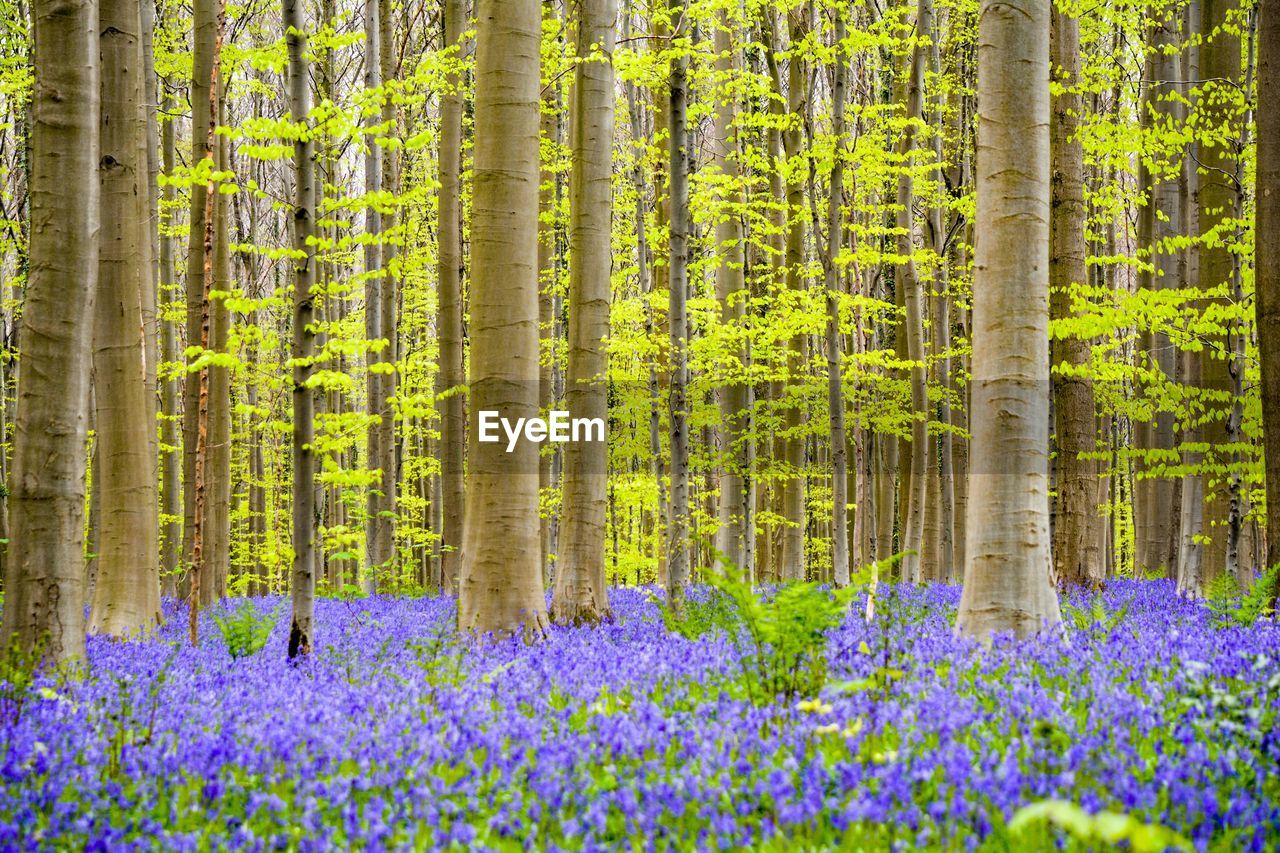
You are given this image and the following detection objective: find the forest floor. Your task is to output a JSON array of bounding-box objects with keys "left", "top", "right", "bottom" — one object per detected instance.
[{"left": 2, "top": 582, "right": 1278, "bottom": 850}]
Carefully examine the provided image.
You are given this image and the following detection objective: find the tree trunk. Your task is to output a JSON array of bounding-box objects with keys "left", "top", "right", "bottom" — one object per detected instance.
[
  {"left": 956, "top": 0, "right": 1063, "bottom": 641},
  {"left": 1257, "top": 0, "right": 1280, "bottom": 608},
  {"left": 437, "top": 0, "right": 465, "bottom": 596},
  {"left": 1133, "top": 4, "right": 1184, "bottom": 579},
  {"left": 1, "top": 0, "right": 99, "bottom": 662},
  {"left": 374, "top": 0, "right": 400, "bottom": 586},
  {"left": 90, "top": 0, "right": 161, "bottom": 636},
  {"left": 1191, "top": 0, "right": 1242, "bottom": 589},
  {"left": 159, "top": 91, "right": 181, "bottom": 597},
  {"left": 623, "top": 7, "right": 664, "bottom": 585},
  {"left": 924, "top": 0, "right": 954, "bottom": 584},
  {"left": 665, "top": 0, "right": 691, "bottom": 605},
  {"left": 185, "top": 0, "right": 223, "bottom": 642},
  {"left": 362, "top": 0, "right": 386, "bottom": 593},
  {"left": 1225, "top": 11, "right": 1258, "bottom": 586},
  {"left": 204, "top": 131, "right": 232, "bottom": 606},
  {"left": 285, "top": 0, "right": 316, "bottom": 659},
  {"left": 1049, "top": 4, "right": 1102, "bottom": 588},
  {"left": 897, "top": 8, "right": 928, "bottom": 584},
  {"left": 775, "top": 9, "right": 807, "bottom": 582},
  {"left": 650, "top": 13, "right": 672, "bottom": 590},
  {"left": 1177, "top": 0, "right": 1205, "bottom": 593},
  {"left": 551, "top": 0, "right": 616, "bottom": 624},
  {"left": 825, "top": 9, "right": 849, "bottom": 587},
  {"left": 458, "top": 0, "right": 549, "bottom": 637},
  {"left": 537, "top": 0, "right": 559, "bottom": 587},
  {"left": 711, "top": 8, "right": 748, "bottom": 575}
]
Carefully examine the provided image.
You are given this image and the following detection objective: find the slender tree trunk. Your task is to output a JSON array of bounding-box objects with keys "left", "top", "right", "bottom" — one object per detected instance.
[
  {"left": 898, "top": 7, "right": 928, "bottom": 584},
  {"left": 246, "top": 314, "right": 267, "bottom": 594},
  {"left": 285, "top": 0, "right": 316, "bottom": 659},
  {"left": 956, "top": 0, "right": 1063, "bottom": 641},
  {"left": 650, "top": 12, "right": 672, "bottom": 589},
  {"left": 623, "top": 8, "right": 664, "bottom": 585},
  {"left": 140, "top": 0, "right": 159, "bottom": 428},
  {"left": 925, "top": 0, "right": 954, "bottom": 584},
  {"left": 0, "top": 0, "right": 99, "bottom": 656},
  {"left": 374, "top": 0, "right": 400, "bottom": 586},
  {"left": 551, "top": 0, "right": 616, "bottom": 624},
  {"left": 183, "top": 0, "right": 217, "bottom": 602},
  {"left": 204, "top": 130, "right": 232, "bottom": 606},
  {"left": 186, "top": 0, "right": 223, "bottom": 642},
  {"left": 711, "top": 7, "right": 748, "bottom": 574},
  {"left": 1049, "top": 4, "right": 1102, "bottom": 587},
  {"left": 159, "top": 92, "right": 181, "bottom": 597},
  {"left": 90, "top": 0, "right": 161, "bottom": 636},
  {"left": 1192, "top": 0, "right": 1242, "bottom": 589},
  {"left": 458, "top": 0, "right": 549, "bottom": 637},
  {"left": 362, "top": 0, "right": 386, "bottom": 592},
  {"left": 665, "top": 0, "right": 691, "bottom": 605},
  {"left": 1225, "top": 11, "right": 1258, "bottom": 585},
  {"left": 437, "top": 0, "right": 465, "bottom": 596},
  {"left": 824, "top": 9, "right": 849, "bottom": 587},
  {"left": 1177, "top": 0, "right": 1206, "bottom": 593},
  {"left": 538, "top": 0, "right": 559, "bottom": 587},
  {"left": 84, "top": 442, "right": 100, "bottom": 605},
  {"left": 1257, "top": 0, "right": 1280, "bottom": 608},
  {"left": 777, "top": 10, "right": 806, "bottom": 582},
  {"left": 1133, "top": 4, "right": 1184, "bottom": 579}
]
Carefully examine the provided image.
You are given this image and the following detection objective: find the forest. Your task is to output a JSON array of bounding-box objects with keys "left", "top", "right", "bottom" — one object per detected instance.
[{"left": 1, "top": 0, "right": 1279, "bottom": 847}]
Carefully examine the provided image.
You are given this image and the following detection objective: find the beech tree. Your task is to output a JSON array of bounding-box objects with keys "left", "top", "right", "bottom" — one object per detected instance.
[
  {"left": 1258, "top": 0, "right": 1279, "bottom": 607},
  {"left": 89, "top": 0, "right": 161, "bottom": 637},
  {"left": 457, "top": 0, "right": 549, "bottom": 636},
  {"left": 436, "top": 0, "right": 465, "bottom": 595},
  {"left": 956, "top": 0, "right": 1063, "bottom": 641},
  {"left": 665, "top": 0, "right": 691, "bottom": 606},
  {"left": 1049, "top": 2, "right": 1102, "bottom": 588},
  {"left": 285, "top": 0, "right": 317, "bottom": 659},
  {"left": 551, "top": 0, "right": 617, "bottom": 625},
  {"left": 0, "top": 0, "right": 99, "bottom": 662},
  {"left": 711, "top": 4, "right": 747, "bottom": 575}
]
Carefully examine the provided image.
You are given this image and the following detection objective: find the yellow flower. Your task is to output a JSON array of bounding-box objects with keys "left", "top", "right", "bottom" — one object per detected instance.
[{"left": 796, "top": 699, "right": 834, "bottom": 715}]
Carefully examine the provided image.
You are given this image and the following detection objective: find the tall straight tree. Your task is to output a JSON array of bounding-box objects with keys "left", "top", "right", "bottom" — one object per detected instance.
[
  {"left": 1257, "top": 0, "right": 1279, "bottom": 608},
  {"left": 204, "top": 132, "right": 233, "bottom": 605},
  {"left": 183, "top": 0, "right": 223, "bottom": 626},
  {"left": 1049, "top": 3, "right": 1102, "bottom": 587},
  {"left": 285, "top": 0, "right": 317, "bottom": 659},
  {"left": 90, "top": 0, "right": 161, "bottom": 636},
  {"left": 711, "top": 4, "right": 748, "bottom": 575},
  {"left": 363, "top": 0, "right": 389, "bottom": 592},
  {"left": 551, "top": 0, "right": 617, "bottom": 625},
  {"left": 1133, "top": 2, "right": 1184, "bottom": 579},
  {"left": 436, "top": 0, "right": 465, "bottom": 595},
  {"left": 537, "top": 0, "right": 562, "bottom": 585},
  {"left": 956, "top": 0, "right": 1063, "bottom": 641},
  {"left": 897, "top": 1, "right": 929, "bottom": 584},
  {"left": 458, "top": 0, "right": 550, "bottom": 636},
  {"left": 0, "top": 0, "right": 99, "bottom": 662},
  {"left": 375, "top": 0, "right": 400, "bottom": 585},
  {"left": 159, "top": 93, "right": 182, "bottom": 596},
  {"left": 666, "top": 0, "right": 692, "bottom": 606},
  {"left": 777, "top": 8, "right": 806, "bottom": 581},
  {"left": 1191, "top": 0, "right": 1242, "bottom": 588},
  {"left": 824, "top": 7, "right": 850, "bottom": 587}
]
